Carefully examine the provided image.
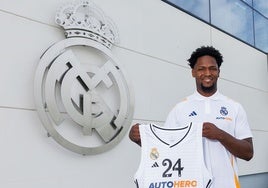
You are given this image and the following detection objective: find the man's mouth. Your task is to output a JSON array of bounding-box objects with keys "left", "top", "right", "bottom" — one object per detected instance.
[{"left": 203, "top": 78, "right": 213, "bottom": 83}]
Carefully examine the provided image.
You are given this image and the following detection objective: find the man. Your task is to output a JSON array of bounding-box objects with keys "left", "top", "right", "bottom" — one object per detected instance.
[{"left": 129, "top": 46, "right": 254, "bottom": 188}]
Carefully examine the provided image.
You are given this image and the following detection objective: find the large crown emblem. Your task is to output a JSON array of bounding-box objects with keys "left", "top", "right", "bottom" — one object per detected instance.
[{"left": 55, "top": 0, "right": 119, "bottom": 49}]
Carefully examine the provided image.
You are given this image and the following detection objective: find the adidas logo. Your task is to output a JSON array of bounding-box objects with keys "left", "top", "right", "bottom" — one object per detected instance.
[
  {"left": 151, "top": 162, "right": 159, "bottom": 168},
  {"left": 189, "top": 111, "right": 197, "bottom": 117}
]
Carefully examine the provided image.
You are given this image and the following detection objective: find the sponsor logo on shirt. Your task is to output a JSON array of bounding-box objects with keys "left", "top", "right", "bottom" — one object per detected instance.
[
  {"left": 188, "top": 111, "right": 197, "bottom": 117},
  {"left": 148, "top": 180, "right": 197, "bottom": 188},
  {"left": 216, "top": 117, "right": 232, "bottom": 121}
]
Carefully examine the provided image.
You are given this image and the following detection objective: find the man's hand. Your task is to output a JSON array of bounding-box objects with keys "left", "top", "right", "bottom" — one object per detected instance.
[
  {"left": 202, "top": 122, "right": 253, "bottom": 161},
  {"left": 202, "top": 122, "right": 223, "bottom": 140},
  {"left": 129, "top": 123, "right": 141, "bottom": 146}
]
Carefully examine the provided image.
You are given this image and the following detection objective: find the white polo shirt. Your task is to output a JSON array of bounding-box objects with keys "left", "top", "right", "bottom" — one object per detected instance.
[{"left": 164, "top": 91, "right": 253, "bottom": 188}]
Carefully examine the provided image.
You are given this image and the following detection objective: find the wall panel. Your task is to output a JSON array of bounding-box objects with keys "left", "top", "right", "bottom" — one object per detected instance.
[
  {"left": 212, "top": 28, "right": 268, "bottom": 91},
  {"left": 0, "top": 11, "right": 62, "bottom": 109},
  {"left": 0, "top": 108, "right": 139, "bottom": 188},
  {"left": 238, "top": 131, "right": 268, "bottom": 175}
]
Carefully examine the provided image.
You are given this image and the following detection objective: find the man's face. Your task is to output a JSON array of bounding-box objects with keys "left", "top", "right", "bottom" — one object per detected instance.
[{"left": 191, "top": 55, "right": 220, "bottom": 95}]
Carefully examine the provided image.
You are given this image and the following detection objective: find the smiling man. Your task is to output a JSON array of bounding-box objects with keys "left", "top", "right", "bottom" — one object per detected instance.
[{"left": 129, "top": 46, "right": 254, "bottom": 188}]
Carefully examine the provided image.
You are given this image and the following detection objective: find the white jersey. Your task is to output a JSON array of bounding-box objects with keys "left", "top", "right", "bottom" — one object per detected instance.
[
  {"left": 164, "top": 91, "right": 253, "bottom": 188},
  {"left": 134, "top": 123, "right": 212, "bottom": 188}
]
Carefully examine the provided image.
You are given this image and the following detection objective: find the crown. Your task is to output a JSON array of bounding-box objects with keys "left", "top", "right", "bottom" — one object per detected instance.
[{"left": 55, "top": 0, "right": 119, "bottom": 49}]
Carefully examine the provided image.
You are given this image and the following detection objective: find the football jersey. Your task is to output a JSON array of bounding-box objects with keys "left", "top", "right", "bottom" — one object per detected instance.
[
  {"left": 134, "top": 123, "right": 212, "bottom": 188},
  {"left": 164, "top": 91, "right": 253, "bottom": 188}
]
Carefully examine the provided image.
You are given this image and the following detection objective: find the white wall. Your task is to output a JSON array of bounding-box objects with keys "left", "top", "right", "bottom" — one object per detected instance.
[{"left": 0, "top": 0, "right": 267, "bottom": 187}]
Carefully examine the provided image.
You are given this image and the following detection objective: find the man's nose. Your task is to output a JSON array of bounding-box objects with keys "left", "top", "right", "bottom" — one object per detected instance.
[{"left": 204, "top": 68, "right": 211, "bottom": 75}]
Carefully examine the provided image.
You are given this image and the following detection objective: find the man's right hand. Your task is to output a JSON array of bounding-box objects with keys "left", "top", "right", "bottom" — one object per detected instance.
[{"left": 129, "top": 123, "right": 141, "bottom": 146}]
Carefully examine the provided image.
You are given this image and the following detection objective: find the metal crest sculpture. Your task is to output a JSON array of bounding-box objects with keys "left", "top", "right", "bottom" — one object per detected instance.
[{"left": 34, "top": 0, "right": 134, "bottom": 155}]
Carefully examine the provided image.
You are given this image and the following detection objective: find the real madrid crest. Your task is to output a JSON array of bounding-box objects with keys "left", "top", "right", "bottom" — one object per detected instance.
[
  {"left": 150, "top": 148, "right": 159, "bottom": 160},
  {"left": 220, "top": 106, "right": 228, "bottom": 116},
  {"left": 34, "top": 0, "right": 134, "bottom": 155}
]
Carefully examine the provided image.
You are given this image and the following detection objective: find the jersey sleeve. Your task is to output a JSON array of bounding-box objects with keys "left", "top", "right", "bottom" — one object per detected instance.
[{"left": 234, "top": 103, "right": 253, "bottom": 140}]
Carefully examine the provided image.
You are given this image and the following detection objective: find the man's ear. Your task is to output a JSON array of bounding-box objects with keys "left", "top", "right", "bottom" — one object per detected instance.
[{"left": 191, "top": 69, "right": 195, "bottom": 78}]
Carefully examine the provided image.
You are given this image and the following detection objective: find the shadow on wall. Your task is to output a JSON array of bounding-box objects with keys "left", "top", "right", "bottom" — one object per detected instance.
[{"left": 239, "top": 172, "right": 268, "bottom": 188}]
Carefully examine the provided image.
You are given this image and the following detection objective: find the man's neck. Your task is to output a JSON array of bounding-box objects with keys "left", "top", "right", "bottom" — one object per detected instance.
[{"left": 197, "top": 89, "right": 217, "bottom": 97}]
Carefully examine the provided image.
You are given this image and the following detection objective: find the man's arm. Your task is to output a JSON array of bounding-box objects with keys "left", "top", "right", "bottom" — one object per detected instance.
[
  {"left": 203, "top": 122, "right": 254, "bottom": 161},
  {"left": 129, "top": 123, "right": 141, "bottom": 146}
]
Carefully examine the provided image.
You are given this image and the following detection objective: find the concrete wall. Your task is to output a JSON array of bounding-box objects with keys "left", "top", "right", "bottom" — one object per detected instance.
[{"left": 0, "top": 0, "right": 267, "bottom": 187}]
